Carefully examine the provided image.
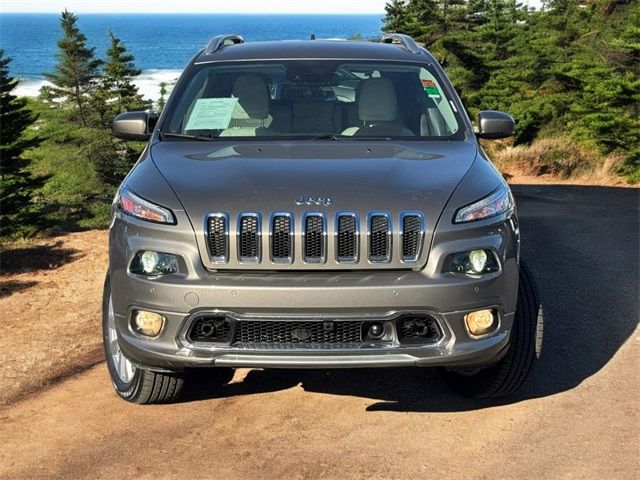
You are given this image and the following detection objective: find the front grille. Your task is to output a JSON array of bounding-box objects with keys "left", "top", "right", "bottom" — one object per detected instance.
[
  {"left": 336, "top": 213, "right": 358, "bottom": 262},
  {"left": 238, "top": 214, "right": 260, "bottom": 261},
  {"left": 203, "top": 210, "right": 425, "bottom": 268},
  {"left": 207, "top": 214, "right": 228, "bottom": 262},
  {"left": 303, "top": 214, "right": 325, "bottom": 262},
  {"left": 369, "top": 213, "right": 391, "bottom": 262},
  {"left": 271, "top": 215, "right": 293, "bottom": 262},
  {"left": 401, "top": 214, "right": 424, "bottom": 261}
]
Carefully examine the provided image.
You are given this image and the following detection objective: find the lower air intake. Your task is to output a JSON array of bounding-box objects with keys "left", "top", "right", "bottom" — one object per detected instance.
[
  {"left": 236, "top": 320, "right": 363, "bottom": 347},
  {"left": 188, "top": 316, "right": 232, "bottom": 342},
  {"left": 396, "top": 315, "right": 442, "bottom": 344}
]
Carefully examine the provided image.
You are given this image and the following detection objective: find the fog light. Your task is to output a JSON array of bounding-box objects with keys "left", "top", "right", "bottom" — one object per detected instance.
[
  {"left": 133, "top": 310, "right": 165, "bottom": 337},
  {"left": 465, "top": 309, "right": 496, "bottom": 336},
  {"left": 468, "top": 250, "right": 487, "bottom": 273}
]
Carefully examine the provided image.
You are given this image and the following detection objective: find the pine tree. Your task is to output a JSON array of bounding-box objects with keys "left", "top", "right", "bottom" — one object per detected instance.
[
  {"left": 565, "top": 0, "right": 640, "bottom": 179},
  {"left": 43, "top": 10, "right": 102, "bottom": 125},
  {"left": 91, "top": 30, "right": 146, "bottom": 126},
  {"left": 381, "top": 0, "right": 639, "bottom": 181},
  {"left": 102, "top": 30, "right": 145, "bottom": 114},
  {"left": 157, "top": 82, "right": 168, "bottom": 111},
  {"left": 0, "top": 51, "right": 44, "bottom": 237},
  {"left": 384, "top": 0, "right": 412, "bottom": 34}
]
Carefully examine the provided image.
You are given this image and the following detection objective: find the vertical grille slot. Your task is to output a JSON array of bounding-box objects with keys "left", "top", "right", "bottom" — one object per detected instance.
[
  {"left": 368, "top": 213, "right": 391, "bottom": 262},
  {"left": 207, "top": 214, "right": 228, "bottom": 263},
  {"left": 271, "top": 214, "right": 293, "bottom": 263},
  {"left": 303, "top": 214, "right": 326, "bottom": 263},
  {"left": 401, "top": 213, "right": 424, "bottom": 262},
  {"left": 238, "top": 214, "right": 260, "bottom": 262},
  {"left": 336, "top": 213, "right": 358, "bottom": 262}
]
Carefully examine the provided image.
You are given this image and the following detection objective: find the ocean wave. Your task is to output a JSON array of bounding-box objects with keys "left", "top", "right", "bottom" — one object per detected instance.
[{"left": 14, "top": 69, "right": 183, "bottom": 102}]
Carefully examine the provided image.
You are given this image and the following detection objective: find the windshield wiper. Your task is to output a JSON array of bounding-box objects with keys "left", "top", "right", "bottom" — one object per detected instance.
[
  {"left": 160, "top": 132, "right": 213, "bottom": 142},
  {"left": 346, "top": 135, "right": 394, "bottom": 141},
  {"left": 311, "top": 134, "right": 394, "bottom": 141},
  {"left": 312, "top": 134, "right": 345, "bottom": 141}
]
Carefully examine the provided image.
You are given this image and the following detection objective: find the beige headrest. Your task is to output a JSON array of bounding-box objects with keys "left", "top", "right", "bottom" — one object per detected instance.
[
  {"left": 358, "top": 77, "right": 397, "bottom": 122},
  {"left": 231, "top": 75, "right": 269, "bottom": 120}
]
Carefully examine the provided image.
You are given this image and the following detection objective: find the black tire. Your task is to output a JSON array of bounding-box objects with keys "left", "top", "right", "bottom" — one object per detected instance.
[
  {"left": 440, "top": 262, "right": 543, "bottom": 399},
  {"left": 102, "top": 274, "right": 184, "bottom": 404}
]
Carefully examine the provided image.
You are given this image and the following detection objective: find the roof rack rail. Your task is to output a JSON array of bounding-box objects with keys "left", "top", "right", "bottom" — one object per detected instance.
[
  {"left": 380, "top": 33, "right": 420, "bottom": 54},
  {"left": 204, "top": 34, "right": 244, "bottom": 55}
]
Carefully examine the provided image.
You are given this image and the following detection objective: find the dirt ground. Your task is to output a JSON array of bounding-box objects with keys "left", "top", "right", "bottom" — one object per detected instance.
[
  {"left": 0, "top": 230, "right": 108, "bottom": 406},
  {"left": 0, "top": 347, "right": 638, "bottom": 480},
  {"left": 0, "top": 185, "right": 638, "bottom": 480}
]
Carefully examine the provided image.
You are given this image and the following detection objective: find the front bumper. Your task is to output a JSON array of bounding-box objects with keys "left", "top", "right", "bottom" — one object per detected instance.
[
  {"left": 108, "top": 209, "right": 519, "bottom": 371},
  {"left": 117, "top": 309, "right": 513, "bottom": 370}
]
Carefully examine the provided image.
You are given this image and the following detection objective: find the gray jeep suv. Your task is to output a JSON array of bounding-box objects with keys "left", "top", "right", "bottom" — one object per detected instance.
[{"left": 105, "top": 34, "right": 540, "bottom": 404}]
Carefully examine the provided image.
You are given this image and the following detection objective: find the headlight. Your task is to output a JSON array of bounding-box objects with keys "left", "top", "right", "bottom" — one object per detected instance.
[
  {"left": 118, "top": 188, "right": 175, "bottom": 224},
  {"left": 454, "top": 184, "right": 513, "bottom": 223},
  {"left": 449, "top": 249, "right": 500, "bottom": 275},
  {"left": 130, "top": 250, "right": 178, "bottom": 276}
]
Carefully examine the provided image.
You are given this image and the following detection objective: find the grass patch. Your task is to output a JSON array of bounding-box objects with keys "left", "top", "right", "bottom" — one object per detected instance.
[{"left": 484, "top": 137, "right": 629, "bottom": 184}]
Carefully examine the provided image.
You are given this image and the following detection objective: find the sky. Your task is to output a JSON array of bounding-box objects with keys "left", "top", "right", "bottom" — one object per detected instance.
[
  {"left": 2, "top": 0, "right": 387, "bottom": 14},
  {"left": 1, "top": 0, "right": 542, "bottom": 14}
]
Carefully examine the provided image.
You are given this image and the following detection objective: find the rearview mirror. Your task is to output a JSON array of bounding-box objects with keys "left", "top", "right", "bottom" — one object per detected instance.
[
  {"left": 111, "top": 111, "right": 157, "bottom": 141},
  {"left": 476, "top": 110, "right": 515, "bottom": 140}
]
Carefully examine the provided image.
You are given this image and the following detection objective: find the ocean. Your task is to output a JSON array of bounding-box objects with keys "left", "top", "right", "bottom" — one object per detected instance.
[{"left": 0, "top": 13, "right": 384, "bottom": 100}]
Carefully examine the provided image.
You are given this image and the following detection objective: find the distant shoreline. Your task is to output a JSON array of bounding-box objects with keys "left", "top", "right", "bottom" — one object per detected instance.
[
  {"left": 0, "top": 12, "right": 386, "bottom": 16},
  {"left": 2, "top": 13, "right": 384, "bottom": 78},
  {"left": 15, "top": 69, "right": 182, "bottom": 102}
]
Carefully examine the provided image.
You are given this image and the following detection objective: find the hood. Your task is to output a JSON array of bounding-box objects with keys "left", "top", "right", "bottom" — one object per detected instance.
[{"left": 150, "top": 140, "right": 478, "bottom": 270}]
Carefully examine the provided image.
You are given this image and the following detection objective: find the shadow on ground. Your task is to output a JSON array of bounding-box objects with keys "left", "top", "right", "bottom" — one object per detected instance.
[
  {"left": 0, "top": 240, "right": 80, "bottom": 276},
  {"left": 160, "top": 186, "right": 640, "bottom": 411},
  {"left": 0, "top": 280, "right": 38, "bottom": 298}
]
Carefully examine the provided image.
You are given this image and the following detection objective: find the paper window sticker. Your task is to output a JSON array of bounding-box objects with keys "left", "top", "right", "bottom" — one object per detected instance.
[
  {"left": 230, "top": 98, "right": 251, "bottom": 120},
  {"left": 184, "top": 98, "right": 239, "bottom": 130}
]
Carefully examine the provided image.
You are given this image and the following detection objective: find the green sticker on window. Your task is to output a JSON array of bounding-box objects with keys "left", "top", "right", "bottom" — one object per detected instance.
[{"left": 421, "top": 79, "right": 441, "bottom": 98}]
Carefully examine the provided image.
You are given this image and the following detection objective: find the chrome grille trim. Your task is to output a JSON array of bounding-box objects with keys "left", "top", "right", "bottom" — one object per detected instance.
[
  {"left": 269, "top": 212, "right": 294, "bottom": 264},
  {"left": 367, "top": 211, "right": 392, "bottom": 263},
  {"left": 205, "top": 213, "right": 229, "bottom": 264},
  {"left": 203, "top": 210, "right": 425, "bottom": 269},
  {"left": 400, "top": 211, "right": 425, "bottom": 263},
  {"left": 237, "top": 213, "right": 261, "bottom": 263},
  {"left": 335, "top": 211, "right": 359, "bottom": 263},
  {"left": 302, "top": 212, "right": 327, "bottom": 264}
]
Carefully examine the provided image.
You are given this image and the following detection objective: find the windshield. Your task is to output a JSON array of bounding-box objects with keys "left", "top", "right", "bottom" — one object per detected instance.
[{"left": 162, "top": 60, "right": 465, "bottom": 140}]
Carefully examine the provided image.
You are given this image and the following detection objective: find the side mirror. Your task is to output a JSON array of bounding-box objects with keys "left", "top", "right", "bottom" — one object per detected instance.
[
  {"left": 476, "top": 110, "right": 515, "bottom": 140},
  {"left": 111, "top": 111, "right": 157, "bottom": 141}
]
